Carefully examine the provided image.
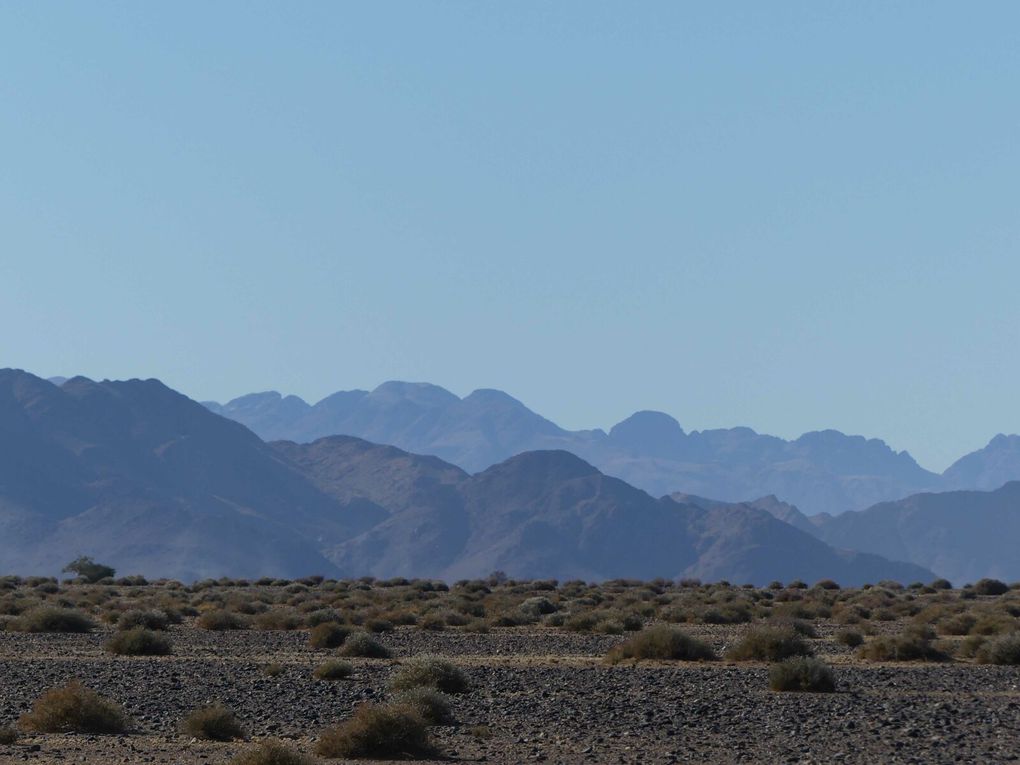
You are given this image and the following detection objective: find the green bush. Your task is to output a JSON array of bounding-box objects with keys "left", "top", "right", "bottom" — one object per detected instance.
[
  {"left": 62, "top": 556, "right": 115, "bottom": 584},
  {"left": 973, "top": 579, "right": 1009, "bottom": 596},
  {"left": 769, "top": 658, "right": 836, "bottom": 692},
  {"left": 105, "top": 628, "right": 172, "bottom": 656},
  {"left": 19, "top": 681, "right": 129, "bottom": 733},
  {"left": 725, "top": 627, "right": 812, "bottom": 662},
  {"left": 339, "top": 632, "right": 391, "bottom": 658},
  {"left": 313, "top": 660, "right": 354, "bottom": 680},
  {"left": 392, "top": 688, "right": 455, "bottom": 725},
  {"left": 388, "top": 656, "right": 469, "bottom": 694},
  {"left": 13, "top": 607, "right": 94, "bottom": 633},
  {"left": 229, "top": 739, "right": 314, "bottom": 765},
  {"left": 316, "top": 703, "right": 434, "bottom": 759},
  {"left": 976, "top": 633, "right": 1020, "bottom": 665},
  {"left": 606, "top": 625, "right": 716, "bottom": 663},
  {"left": 181, "top": 703, "right": 245, "bottom": 741},
  {"left": 309, "top": 622, "right": 351, "bottom": 649}
]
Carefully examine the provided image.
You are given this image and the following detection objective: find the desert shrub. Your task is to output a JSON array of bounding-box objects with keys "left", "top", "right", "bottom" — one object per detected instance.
[
  {"left": 939, "top": 613, "right": 977, "bottom": 636},
  {"left": 19, "top": 681, "right": 129, "bottom": 733},
  {"left": 181, "top": 703, "right": 245, "bottom": 741},
  {"left": 930, "top": 578, "right": 953, "bottom": 590},
  {"left": 263, "top": 663, "right": 285, "bottom": 677},
  {"left": 316, "top": 703, "right": 434, "bottom": 759},
  {"left": 197, "top": 609, "right": 248, "bottom": 631},
  {"left": 725, "top": 627, "right": 812, "bottom": 662},
  {"left": 969, "top": 615, "right": 1016, "bottom": 635},
  {"left": 606, "top": 625, "right": 716, "bottom": 663},
  {"left": 0, "top": 726, "right": 16, "bottom": 745},
  {"left": 767, "top": 616, "right": 817, "bottom": 638},
  {"left": 858, "top": 626, "right": 949, "bottom": 662},
  {"left": 13, "top": 607, "right": 94, "bottom": 633},
  {"left": 314, "top": 660, "right": 354, "bottom": 680},
  {"left": 519, "top": 596, "right": 557, "bottom": 617},
  {"left": 769, "top": 658, "right": 836, "bottom": 692},
  {"left": 255, "top": 610, "right": 302, "bottom": 631},
  {"left": 418, "top": 613, "right": 446, "bottom": 631},
  {"left": 700, "top": 605, "right": 752, "bottom": 624},
  {"left": 595, "top": 619, "right": 624, "bottom": 634},
  {"left": 813, "top": 579, "right": 841, "bottom": 590},
  {"left": 976, "top": 633, "right": 1020, "bottom": 665},
  {"left": 564, "top": 612, "right": 599, "bottom": 632},
  {"left": 365, "top": 618, "right": 394, "bottom": 633},
  {"left": 462, "top": 619, "right": 490, "bottom": 633},
  {"left": 309, "top": 622, "right": 351, "bottom": 649},
  {"left": 974, "top": 579, "right": 1009, "bottom": 596},
  {"left": 229, "top": 739, "right": 314, "bottom": 765},
  {"left": 392, "top": 688, "right": 455, "bottom": 725},
  {"left": 305, "top": 609, "right": 343, "bottom": 627},
  {"left": 388, "top": 656, "right": 469, "bottom": 694},
  {"left": 117, "top": 609, "right": 169, "bottom": 631},
  {"left": 835, "top": 630, "right": 864, "bottom": 648},
  {"left": 105, "top": 628, "right": 172, "bottom": 656},
  {"left": 340, "top": 632, "right": 391, "bottom": 658}
]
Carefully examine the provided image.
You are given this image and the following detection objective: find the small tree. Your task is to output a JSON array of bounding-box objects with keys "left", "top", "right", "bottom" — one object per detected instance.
[{"left": 63, "top": 556, "right": 116, "bottom": 584}]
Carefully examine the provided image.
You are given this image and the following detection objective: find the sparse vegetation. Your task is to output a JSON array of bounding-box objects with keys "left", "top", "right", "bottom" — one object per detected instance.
[
  {"left": 105, "top": 627, "right": 172, "bottom": 656},
  {"left": 388, "top": 655, "right": 470, "bottom": 694},
  {"left": 725, "top": 627, "right": 813, "bottom": 662},
  {"left": 309, "top": 622, "right": 351, "bottom": 649},
  {"left": 12, "top": 606, "right": 94, "bottom": 633},
  {"left": 313, "top": 659, "right": 354, "bottom": 680},
  {"left": 0, "top": 726, "right": 17, "bottom": 745},
  {"left": 858, "top": 626, "right": 950, "bottom": 662},
  {"left": 606, "top": 624, "right": 717, "bottom": 663},
  {"left": 181, "top": 703, "right": 246, "bottom": 741},
  {"left": 229, "top": 739, "right": 314, "bottom": 765},
  {"left": 976, "top": 633, "right": 1020, "bottom": 665},
  {"left": 316, "top": 702, "right": 435, "bottom": 759},
  {"left": 392, "top": 688, "right": 455, "bottom": 725},
  {"left": 197, "top": 609, "right": 249, "bottom": 631},
  {"left": 339, "top": 632, "right": 391, "bottom": 658},
  {"left": 19, "top": 681, "right": 129, "bottom": 733},
  {"left": 769, "top": 658, "right": 836, "bottom": 692}
]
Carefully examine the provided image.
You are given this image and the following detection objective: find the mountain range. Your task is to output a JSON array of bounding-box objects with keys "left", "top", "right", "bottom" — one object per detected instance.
[
  {"left": 205, "top": 383, "right": 1020, "bottom": 516},
  {"left": 0, "top": 369, "right": 938, "bottom": 584}
]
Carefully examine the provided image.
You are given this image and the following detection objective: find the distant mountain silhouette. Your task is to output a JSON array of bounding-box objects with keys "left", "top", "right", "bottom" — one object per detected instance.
[
  {"left": 0, "top": 371, "right": 378, "bottom": 580},
  {"left": 942, "top": 434, "right": 1020, "bottom": 491},
  {"left": 207, "top": 382, "right": 992, "bottom": 515},
  {"left": 809, "top": 482, "right": 1020, "bottom": 585},
  {"left": 0, "top": 369, "right": 934, "bottom": 584},
  {"left": 281, "top": 438, "right": 933, "bottom": 585}
]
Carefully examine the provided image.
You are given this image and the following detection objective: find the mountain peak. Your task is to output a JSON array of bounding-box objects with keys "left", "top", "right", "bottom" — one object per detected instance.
[{"left": 609, "top": 410, "right": 685, "bottom": 456}]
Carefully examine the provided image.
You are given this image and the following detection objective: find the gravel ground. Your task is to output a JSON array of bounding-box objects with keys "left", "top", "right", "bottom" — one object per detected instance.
[{"left": 1, "top": 626, "right": 1018, "bottom": 764}]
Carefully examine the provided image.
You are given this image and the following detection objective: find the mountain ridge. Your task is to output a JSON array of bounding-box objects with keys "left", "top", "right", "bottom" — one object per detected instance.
[
  {"left": 205, "top": 381, "right": 1016, "bottom": 515},
  {"left": 1, "top": 369, "right": 936, "bottom": 584}
]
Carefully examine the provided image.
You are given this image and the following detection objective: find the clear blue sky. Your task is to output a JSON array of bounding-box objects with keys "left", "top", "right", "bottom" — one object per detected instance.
[{"left": 2, "top": 2, "right": 1018, "bottom": 471}]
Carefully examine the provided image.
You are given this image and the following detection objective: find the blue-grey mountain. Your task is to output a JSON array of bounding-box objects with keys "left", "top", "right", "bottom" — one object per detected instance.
[
  {"left": 1, "top": 369, "right": 934, "bottom": 584},
  {"left": 207, "top": 382, "right": 1020, "bottom": 515}
]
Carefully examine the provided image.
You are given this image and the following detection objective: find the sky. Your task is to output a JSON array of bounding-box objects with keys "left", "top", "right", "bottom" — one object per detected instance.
[{"left": 1, "top": 2, "right": 1018, "bottom": 472}]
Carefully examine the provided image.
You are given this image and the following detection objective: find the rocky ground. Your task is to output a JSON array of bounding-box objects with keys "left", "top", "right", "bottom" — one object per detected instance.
[{"left": 1, "top": 626, "right": 1018, "bottom": 764}]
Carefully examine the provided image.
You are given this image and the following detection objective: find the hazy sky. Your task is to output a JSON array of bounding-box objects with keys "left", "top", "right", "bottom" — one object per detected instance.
[{"left": 2, "top": 2, "right": 1018, "bottom": 471}]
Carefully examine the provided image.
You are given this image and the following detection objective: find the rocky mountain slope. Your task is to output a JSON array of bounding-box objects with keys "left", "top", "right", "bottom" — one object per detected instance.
[
  {"left": 208, "top": 382, "right": 1017, "bottom": 515},
  {"left": 0, "top": 369, "right": 934, "bottom": 584}
]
